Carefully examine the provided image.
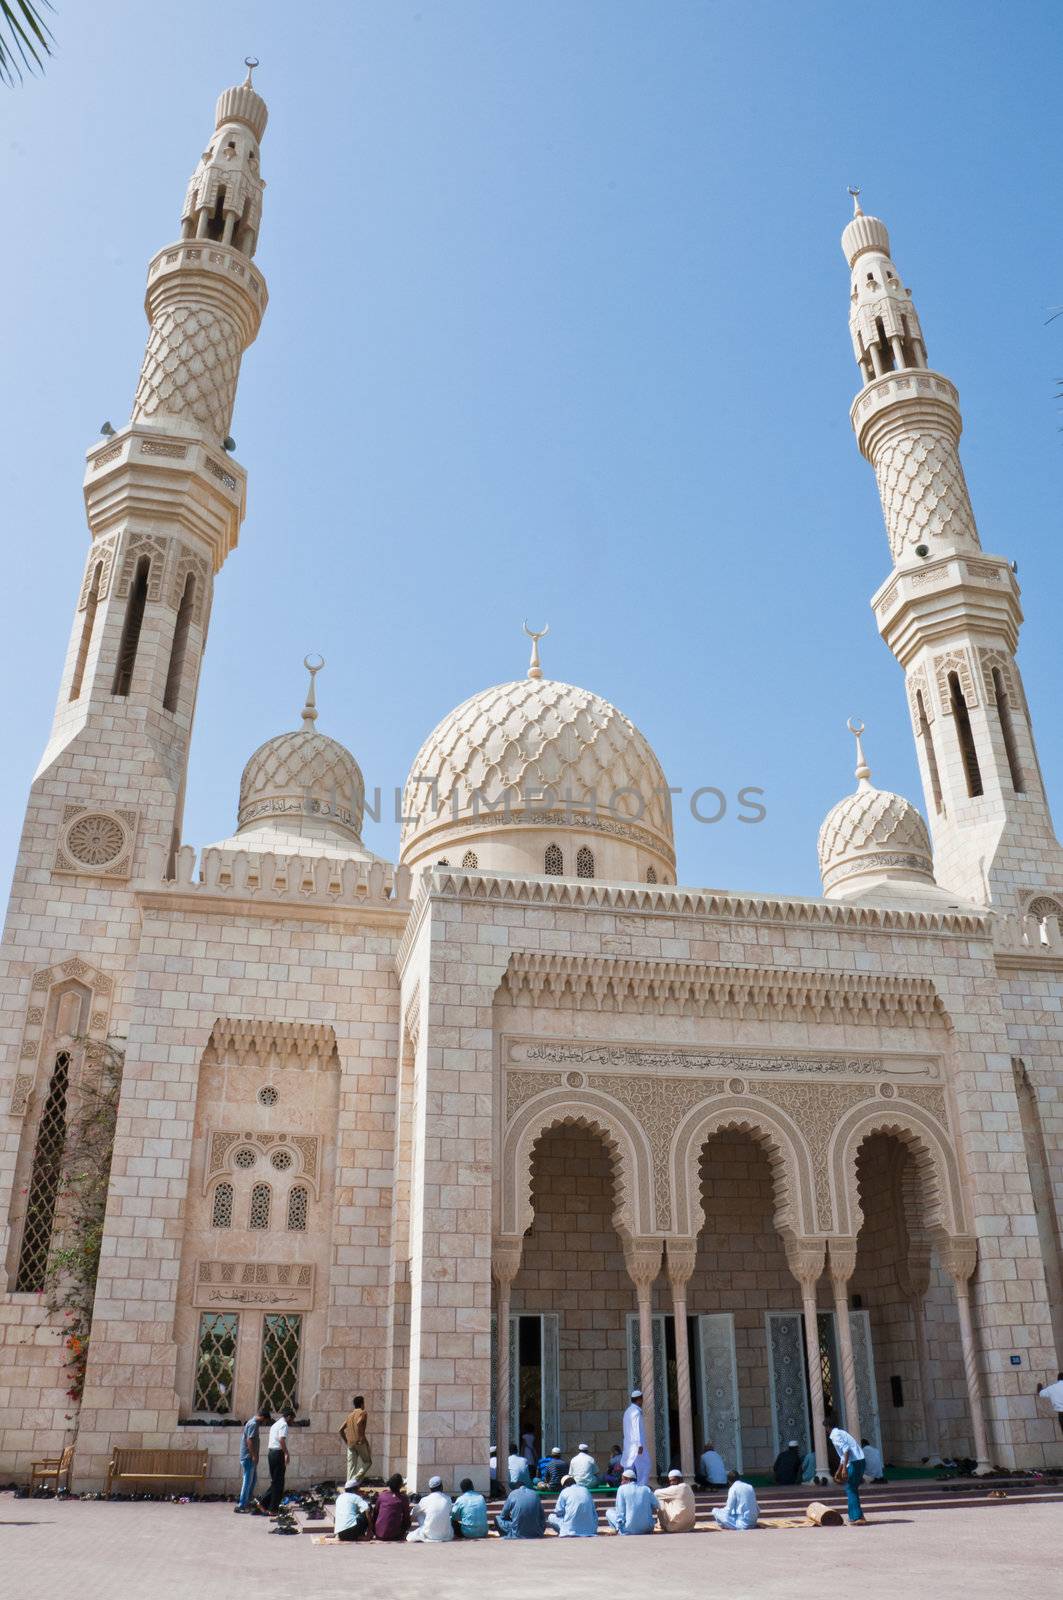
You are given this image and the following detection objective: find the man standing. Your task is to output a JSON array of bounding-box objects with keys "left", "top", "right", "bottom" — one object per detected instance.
[
  {"left": 339, "top": 1394, "right": 372, "bottom": 1486},
  {"left": 547, "top": 1475, "right": 599, "bottom": 1537},
  {"left": 259, "top": 1406, "right": 295, "bottom": 1515},
  {"left": 606, "top": 1468, "right": 658, "bottom": 1534},
  {"left": 568, "top": 1442, "right": 598, "bottom": 1488},
  {"left": 655, "top": 1468, "right": 696, "bottom": 1533},
  {"left": 773, "top": 1439, "right": 803, "bottom": 1485},
  {"left": 496, "top": 1479, "right": 546, "bottom": 1539},
  {"left": 712, "top": 1473, "right": 759, "bottom": 1530},
  {"left": 698, "top": 1440, "right": 728, "bottom": 1486},
  {"left": 622, "top": 1390, "right": 649, "bottom": 1486},
  {"left": 406, "top": 1476, "right": 454, "bottom": 1542},
  {"left": 1037, "top": 1372, "right": 1063, "bottom": 1437},
  {"left": 234, "top": 1406, "right": 270, "bottom": 1513},
  {"left": 828, "top": 1422, "right": 867, "bottom": 1526}
]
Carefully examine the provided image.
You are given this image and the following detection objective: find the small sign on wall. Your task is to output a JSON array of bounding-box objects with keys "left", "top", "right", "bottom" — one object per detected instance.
[{"left": 1010, "top": 1355, "right": 1022, "bottom": 1367}]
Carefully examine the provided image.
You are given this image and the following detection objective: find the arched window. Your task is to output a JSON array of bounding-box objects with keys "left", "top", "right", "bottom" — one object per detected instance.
[
  {"left": 15, "top": 1051, "right": 71, "bottom": 1291},
  {"left": 211, "top": 1181, "right": 234, "bottom": 1229},
  {"left": 163, "top": 573, "right": 196, "bottom": 713},
  {"left": 70, "top": 560, "right": 102, "bottom": 701},
  {"left": 948, "top": 671, "right": 983, "bottom": 797},
  {"left": 992, "top": 667, "right": 1025, "bottom": 793},
  {"left": 287, "top": 1185, "right": 308, "bottom": 1231},
  {"left": 544, "top": 843, "right": 563, "bottom": 876},
  {"left": 249, "top": 1183, "right": 271, "bottom": 1230},
  {"left": 112, "top": 555, "right": 150, "bottom": 697},
  {"left": 646, "top": 866, "right": 658, "bottom": 884},
  {"left": 461, "top": 850, "right": 478, "bottom": 869},
  {"left": 576, "top": 846, "right": 595, "bottom": 878}
]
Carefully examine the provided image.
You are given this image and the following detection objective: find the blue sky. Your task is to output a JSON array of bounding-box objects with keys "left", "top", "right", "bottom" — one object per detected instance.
[{"left": 2, "top": 0, "right": 1061, "bottom": 896}]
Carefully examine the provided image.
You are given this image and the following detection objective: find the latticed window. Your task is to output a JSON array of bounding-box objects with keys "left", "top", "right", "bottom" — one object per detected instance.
[
  {"left": 193, "top": 1311, "right": 238, "bottom": 1414},
  {"left": 270, "top": 1148, "right": 293, "bottom": 1171},
  {"left": 259, "top": 1313, "right": 301, "bottom": 1413},
  {"left": 234, "top": 1147, "right": 257, "bottom": 1169},
  {"left": 287, "top": 1185, "right": 308, "bottom": 1231},
  {"left": 646, "top": 866, "right": 658, "bottom": 883},
  {"left": 211, "top": 1181, "right": 234, "bottom": 1228},
  {"left": 576, "top": 846, "right": 594, "bottom": 878},
  {"left": 15, "top": 1051, "right": 71, "bottom": 1291},
  {"left": 249, "top": 1182, "right": 271, "bottom": 1229},
  {"left": 461, "top": 850, "right": 478, "bottom": 869},
  {"left": 544, "top": 843, "right": 563, "bottom": 875}
]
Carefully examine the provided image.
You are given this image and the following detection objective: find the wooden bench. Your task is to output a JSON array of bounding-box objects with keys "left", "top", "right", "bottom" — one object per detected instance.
[
  {"left": 29, "top": 1444, "right": 74, "bottom": 1494},
  {"left": 105, "top": 1448, "right": 209, "bottom": 1497}
]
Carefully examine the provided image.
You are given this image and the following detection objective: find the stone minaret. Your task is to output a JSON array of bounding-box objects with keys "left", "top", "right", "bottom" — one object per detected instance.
[
  {"left": 0, "top": 71, "right": 268, "bottom": 1294},
  {"left": 843, "top": 194, "right": 1063, "bottom": 906}
]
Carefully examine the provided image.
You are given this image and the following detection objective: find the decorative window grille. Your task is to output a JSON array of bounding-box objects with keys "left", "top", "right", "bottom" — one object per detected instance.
[
  {"left": 249, "top": 1182, "right": 271, "bottom": 1229},
  {"left": 287, "top": 1185, "right": 309, "bottom": 1231},
  {"left": 544, "top": 843, "right": 563, "bottom": 876},
  {"left": 461, "top": 850, "right": 478, "bottom": 869},
  {"left": 193, "top": 1311, "right": 238, "bottom": 1414},
  {"left": 259, "top": 1313, "right": 302, "bottom": 1413},
  {"left": 270, "top": 1148, "right": 293, "bottom": 1171},
  {"left": 646, "top": 866, "right": 658, "bottom": 883},
  {"left": 211, "top": 1181, "right": 234, "bottom": 1229},
  {"left": 257, "top": 1086, "right": 278, "bottom": 1107},
  {"left": 576, "top": 846, "right": 594, "bottom": 878},
  {"left": 234, "top": 1147, "right": 257, "bottom": 1168},
  {"left": 15, "top": 1051, "right": 71, "bottom": 1291}
]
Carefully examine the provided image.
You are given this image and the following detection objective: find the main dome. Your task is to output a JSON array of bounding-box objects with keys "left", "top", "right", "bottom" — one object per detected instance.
[{"left": 399, "top": 675, "right": 675, "bottom": 880}]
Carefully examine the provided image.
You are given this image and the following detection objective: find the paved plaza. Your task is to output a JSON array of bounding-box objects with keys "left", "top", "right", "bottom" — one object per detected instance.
[{"left": 2, "top": 1492, "right": 1059, "bottom": 1600}]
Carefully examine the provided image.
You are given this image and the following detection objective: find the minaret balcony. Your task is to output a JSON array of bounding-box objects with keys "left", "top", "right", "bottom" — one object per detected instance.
[
  {"left": 850, "top": 368, "right": 961, "bottom": 459},
  {"left": 144, "top": 239, "right": 268, "bottom": 346},
  {"left": 870, "top": 551, "right": 1023, "bottom": 665}
]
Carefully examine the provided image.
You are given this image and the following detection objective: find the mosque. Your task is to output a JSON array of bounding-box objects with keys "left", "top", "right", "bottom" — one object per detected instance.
[{"left": 0, "top": 69, "right": 1061, "bottom": 1494}]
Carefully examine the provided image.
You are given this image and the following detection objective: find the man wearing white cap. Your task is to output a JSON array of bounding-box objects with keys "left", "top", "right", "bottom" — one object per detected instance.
[
  {"left": 406, "top": 1475, "right": 455, "bottom": 1542},
  {"left": 655, "top": 1468, "right": 696, "bottom": 1533},
  {"left": 622, "top": 1390, "right": 649, "bottom": 1486},
  {"left": 606, "top": 1467, "right": 658, "bottom": 1534},
  {"left": 568, "top": 1441, "right": 598, "bottom": 1488}
]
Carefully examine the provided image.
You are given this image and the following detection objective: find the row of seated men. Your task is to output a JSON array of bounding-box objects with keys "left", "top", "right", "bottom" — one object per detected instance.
[{"left": 494, "top": 1437, "right": 884, "bottom": 1492}]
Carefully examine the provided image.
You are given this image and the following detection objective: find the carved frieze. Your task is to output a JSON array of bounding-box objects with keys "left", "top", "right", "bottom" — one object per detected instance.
[{"left": 194, "top": 1259, "right": 315, "bottom": 1309}]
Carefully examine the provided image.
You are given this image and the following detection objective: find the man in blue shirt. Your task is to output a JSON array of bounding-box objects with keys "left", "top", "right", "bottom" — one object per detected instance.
[
  {"left": 538, "top": 1447, "right": 564, "bottom": 1487},
  {"left": 828, "top": 1423, "right": 867, "bottom": 1524},
  {"left": 334, "top": 1479, "right": 372, "bottom": 1542},
  {"left": 451, "top": 1478, "right": 489, "bottom": 1538},
  {"left": 507, "top": 1442, "right": 532, "bottom": 1488},
  {"left": 712, "top": 1473, "right": 759, "bottom": 1530},
  {"left": 606, "top": 1468, "right": 659, "bottom": 1534},
  {"left": 496, "top": 1480, "right": 546, "bottom": 1539},
  {"left": 234, "top": 1406, "right": 271, "bottom": 1513},
  {"left": 547, "top": 1476, "right": 599, "bottom": 1537}
]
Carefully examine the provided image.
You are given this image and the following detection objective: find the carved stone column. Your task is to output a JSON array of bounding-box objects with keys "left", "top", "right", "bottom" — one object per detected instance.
[
  {"left": 492, "top": 1236, "right": 524, "bottom": 1489},
  {"left": 623, "top": 1236, "right": 663, "bottom": 1481},
  {"left": 667, "top": 1238, "right": 698, "bottom": 1478},
  {"left": 784, "top": 1234, "right": 829, "bottom": 1477},
  {"left": 829, "top": 1238, "right": 861, "bottom": 1444},
  {"left": 940, "top": 1235, "right": 992, "bottom": 1474},
  {"left": 898, "top": 1241, "right": 941, "bottom": 1460}
]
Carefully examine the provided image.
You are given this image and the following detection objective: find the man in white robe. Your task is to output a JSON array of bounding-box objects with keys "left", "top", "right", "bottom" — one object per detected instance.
[
  {"left": 622, "top": 1390, "right": 649, "bottom": 1486},
  {"left": 568, "top": 1442, "right": 598, "bottom": 1488}
]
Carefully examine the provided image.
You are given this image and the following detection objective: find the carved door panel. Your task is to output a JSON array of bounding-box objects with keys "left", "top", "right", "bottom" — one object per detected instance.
[
  {"left": 627, "top": 1312, "right": 670, "bottom": 1468},
  {"left": 696, "top": 1313, "right": 742, "bottom": 1472},
  {"left": 765, "top": 1311, "right": 811, "bottom": 1459},
  {"left": 850, "top": 1309, "right": 882, "bottom": 1454}
]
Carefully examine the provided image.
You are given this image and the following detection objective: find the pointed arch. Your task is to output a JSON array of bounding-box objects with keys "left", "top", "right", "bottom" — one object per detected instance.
[
  {"left": 830, "top": 1099, "right": 965, "bottom": 1237},
  {"left": 671, "top": 1096, "right": 815, "bottom": 1238},
  {"left": 501, "top": 1090, "right": 653, "bottom": 1237}
]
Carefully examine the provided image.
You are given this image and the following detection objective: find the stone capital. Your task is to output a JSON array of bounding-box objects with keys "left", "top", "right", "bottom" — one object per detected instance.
[
  {"left": 783, "top": 1232, "right": 827, "bottom": 1290},
  {"left": 491, "top": 1236, "right": 524, "bottom": 1289},
  {"left": 938, "top": 1232, "right": 978, "bottom": 1287},
  {"left": 665, "top": 1237, "right": 698, "bottom": 1291},
  {"left": 828, "top": 1237, "right": 858, "bottom": 1285},
  {"left": 623, "top": 1236, "right": 663, "bottom": 1292}
]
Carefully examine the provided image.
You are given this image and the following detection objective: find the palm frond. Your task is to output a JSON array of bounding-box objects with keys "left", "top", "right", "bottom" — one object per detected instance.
[{"left": 0, "top": 1, "right": 55, "bottom": 87}]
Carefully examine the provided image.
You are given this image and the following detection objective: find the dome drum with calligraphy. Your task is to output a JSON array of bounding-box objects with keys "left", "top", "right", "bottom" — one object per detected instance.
[{"left": 818, "top": 721, "right": 935, "bottom": 899}]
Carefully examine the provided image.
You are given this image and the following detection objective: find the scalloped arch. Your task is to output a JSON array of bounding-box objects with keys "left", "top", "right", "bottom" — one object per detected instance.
[
  {"left": 501, "top": 1090, "right": 653, "bottom": 1236},
  {"left": 671, "top": 1096, "right": 814, "bottom": 1237},
  {"left": 830, "top": 1100, "right": 965, "bottom": 1236}
]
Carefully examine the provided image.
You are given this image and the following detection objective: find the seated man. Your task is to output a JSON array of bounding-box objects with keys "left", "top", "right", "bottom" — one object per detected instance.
[
  {"left": 539, "top": 1447, "right": 565, "bottom": 1488},
  {"left": 568, "top": 1442, "right": 598, "bottom": 1488},
  {"left": 496, "top": 1480, "right": 546, "bottom": 1539},
  {"left": 698, "top": 1440, "right": 728, "bottom": 1486},
  {"left": 507, "top": 1442, "right": 532, "bottom": 1488},
  {"left": 861, "top": 1440, "right": 885, "bottom": 1482},
  {"left": 655, "top": 1468, "right": 696, "bottom": 1533},
  {"left": 773, "top": 1439, "right": 803, "bottom": 1485},
  {"left": 800, "top": 1449, "right": 817, "bottom": 1483},
  {"left": 374, "top": 1474, "right": 412, "bottom": 1541},
  {"left": 712, "top": 1472, "right": 759, "bottom": 1530},
  {"left": 406, "top": 1476, "right": 454, "bottom": 1542},
  {"left": 451, "top": 1478, "right": 488, "bottom": 1539},
  {"left": 606, "top": 1468, "right": 659, "bottom": 1535},
  {"left": 547, "top": 1475, "right": 599, "bottom": 1537},
  {"left": 605, "top": 1444, "right": 624, "bottom": 1487},
  {"left": 334, "top": 1478, "right": 373, "bottom": 1542}
]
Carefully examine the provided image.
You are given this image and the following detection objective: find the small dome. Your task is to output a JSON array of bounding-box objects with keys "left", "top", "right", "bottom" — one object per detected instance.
[
  {"left": 400, "top": 669, "right": 674, "bottom": 876},
  {"left": 236, "top": 660, "right": 364, "bottom": 843},
  {"left": 818, "top": 724, "right": 934, "bottom": 897},
  {"left": 841, "top": 200, "right": 891, "bottom": 267},
  {"left": 216, "top": 63, "right": 268, "bottom": 144}
]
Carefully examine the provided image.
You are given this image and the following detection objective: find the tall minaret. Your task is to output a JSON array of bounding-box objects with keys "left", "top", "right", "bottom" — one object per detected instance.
[
  {"left": 842, "top": 193, "right": 1063, "bottom": 906},
  {"left": 0, "top": 67, "right": 269, "bottom": 1273}
]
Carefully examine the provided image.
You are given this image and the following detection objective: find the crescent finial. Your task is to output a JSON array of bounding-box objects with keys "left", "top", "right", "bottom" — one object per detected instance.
[{"left": 522, "top": 620, "right": 549, "bottom": 680}]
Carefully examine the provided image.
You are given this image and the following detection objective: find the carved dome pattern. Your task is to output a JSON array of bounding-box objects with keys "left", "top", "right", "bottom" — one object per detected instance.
[
  {"left": 238, "top": 727, "right": 365, "bottom": 840},
  {"left": 818, "top": 782, "right": 933, "bottom": 892},
  {"left": 400, "top": 677, "right": 674, "bottom": 862}
]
